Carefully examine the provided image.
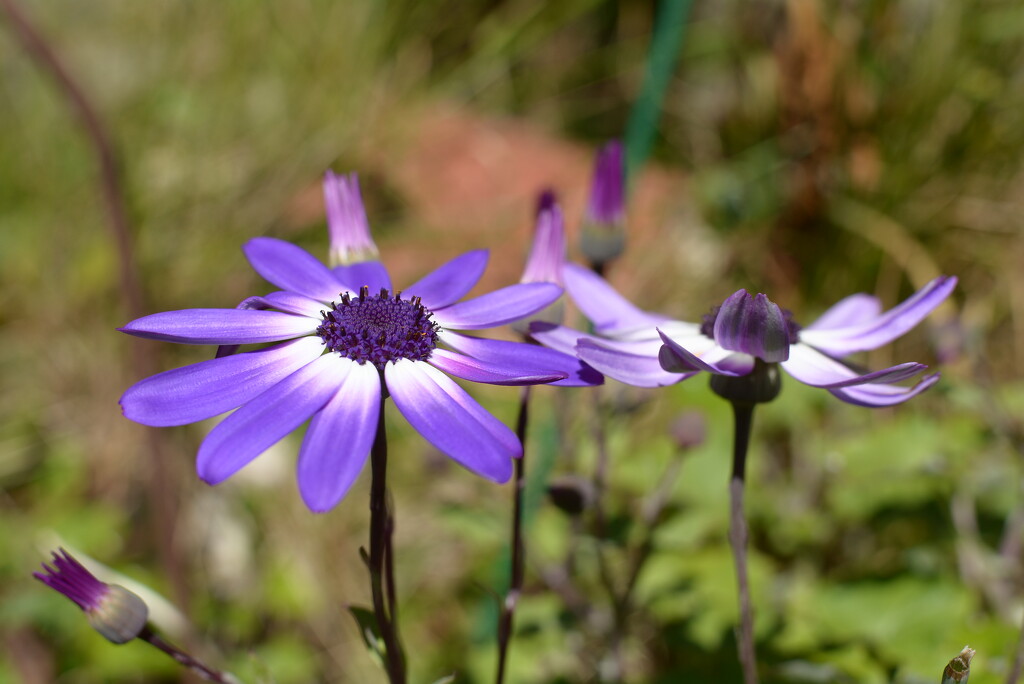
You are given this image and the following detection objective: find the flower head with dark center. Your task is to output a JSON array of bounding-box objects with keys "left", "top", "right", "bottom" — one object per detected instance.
[
  {"left": 119, "top": 172, "right": 594, "bottom": 512},
  {"left": 34, "top": 549, "right": 148, "bottom": 644}
]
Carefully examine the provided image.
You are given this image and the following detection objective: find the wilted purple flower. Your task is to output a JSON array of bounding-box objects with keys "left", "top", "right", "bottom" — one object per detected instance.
[
  {"left": 119, "top": 174, "right": 586, "bottom": 512},
  {"left": 580, "top": 140, "right": 626, "bottom": 268},
  {"left": 34, "top": 549, "right": 148, "bottom": 644},
  {"left": 533, "top": 263, "right": 957, "bottom": 405}
]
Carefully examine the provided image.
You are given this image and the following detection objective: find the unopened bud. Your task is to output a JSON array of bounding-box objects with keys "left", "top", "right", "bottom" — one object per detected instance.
[
  {"left": 34, "top": 549, "right": 149, "bottom": 645},
  {"left": 941, "top": 646, "right": 974, "bottom": 684},
  {"left": 580, "top": 141, "right": 626, "bottom": 270}
]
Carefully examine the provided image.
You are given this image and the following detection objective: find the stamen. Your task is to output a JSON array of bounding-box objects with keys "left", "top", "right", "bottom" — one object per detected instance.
[{"left": 316, "top": 288, "right": 440, "bottom": 369}]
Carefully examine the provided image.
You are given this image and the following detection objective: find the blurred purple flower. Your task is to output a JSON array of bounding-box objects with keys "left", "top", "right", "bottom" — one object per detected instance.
[
  {"left": 119, "top": 173, "right": 581, "bottom": 512},
  {"left": 580, "top": 140, "right": 626, "bottom": 268},
  {"left": 34, "top": 549, "right": 148, "bottom": 644}
]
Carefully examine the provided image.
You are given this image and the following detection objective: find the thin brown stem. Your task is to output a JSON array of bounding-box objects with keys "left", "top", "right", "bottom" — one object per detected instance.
[
  {"left": 0, "top": 0, "right": 186, "bottom": 611},
  {"left": 369, "top": 394, "right": 406, "bottom": 683},
  {"left": 728, "top": 402, "right": 759, "bottom": 684},
  {"left": 496, "top": 386, "right": 531, "bottom": 684},
  {"left": 140, "top": 629, "right": 235, "bottom": 683}
]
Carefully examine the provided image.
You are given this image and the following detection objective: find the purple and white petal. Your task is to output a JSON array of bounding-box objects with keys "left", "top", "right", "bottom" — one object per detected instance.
[
  {"left": 658, "top": 330, "right": 754, "bottom": 376},
  {"left": 434, "top": 282, "right": 562, "bottom": 330},
  {"left": 828, "top": 373, "right": 941, "bottom": 407},
  {"left": 385, "top": 360, "right": 518, "bottom": 482},
  {"left": 243, "top": 237, "right": 346, "bottom": 302},
  {"left": 297, "top": 361, "right": 381, "bottom": 512},
  {"left": 405, "top": 250, "right": 489, "bottom": 310},
  {"left": 805, "top": 293, "right": 881, "bottom": 331},
  {"left": 781, "top": 343, "right": 927, "bottom": 388},
  {"left": 121, "top": 337, "right": 325, "bottom": 427},
  {"left": 428, "top": 348, "right": 567, "bottom": 386},
  {"left": 528, "top": 323, "right": 594, "bottom": 356},
  {"left": 254, "top": 291, "right": 330, "bottom": 318},
  {"left": 798, "top": 276, "right": 957, "bottom": 355},
  {"left": 563, "top": 263, "right": 665, "bottom": 334},
  {"left": 333, "top": 261, "right": 392, "bottom": 293},
  {"left": 576, "top": 338, "right": 690, "bottom": 388},
  {"left": 196, "top": 353, "right": 353, "bottom": 485},
  {"left": 438, "top": 331, "right": 603, "bottom": 387},
  {"left": 120, "top": 309, "right": 318, "bottom": 345}
]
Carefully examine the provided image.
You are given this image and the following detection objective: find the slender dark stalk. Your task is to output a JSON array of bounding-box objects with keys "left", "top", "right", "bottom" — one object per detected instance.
[
  {"left": 140, "top": 628, "right": 234, "bottom": 683},
  {"left": 728, "top": 401, "right": 759, "bottom": 684},
  {"left": 369, "top": 394, "right": 406, "bottom": 683},
  {"left": 0, "top": 0, "right": 187, "bottom": 609},
  {"left": 1008, "top": 609, "right": 1024, "bottom": 684},
  {"left": 495, "top": 385, "right": 532, "bottom": 684}
]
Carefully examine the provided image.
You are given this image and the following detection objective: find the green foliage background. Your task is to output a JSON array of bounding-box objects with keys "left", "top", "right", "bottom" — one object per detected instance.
[{"left": 1, "top": 1, "right": 1022, "bottom": 682}]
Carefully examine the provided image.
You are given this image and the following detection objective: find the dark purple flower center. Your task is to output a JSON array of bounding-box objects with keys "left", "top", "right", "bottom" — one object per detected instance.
[
  {"left": 317, "top": 287, "right": 439, "bottom": 369},
  {"left": 700, "top": 305, "right": 802, "bottom": 342}
]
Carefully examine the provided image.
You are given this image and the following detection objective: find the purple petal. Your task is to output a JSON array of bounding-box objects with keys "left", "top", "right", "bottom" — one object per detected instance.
[
  {"left": 196, "top": 353, "right": 352, "bottom": 485},
  {"left": 521, "top": 196, "right": 566, "bottom": 285},
  {"left": 805, "top": 294, "right": 881, "bottom": 331},
  {"left": 576, "top": 338, "right": 690, "bottom": 388},
  {"left": 120, "top": 309, "right": 318, "bottom": 344},
  {"left": 405, "top": 250, "right": 488, "bottom": 310},
  {"left": 713, "top": 290, "right": 791, "bottom": 362},
  {"left": 297, "top": 361, "right": 381, "bottom": 512},
  {"left": 438, "top": 330, "right": 603, "bottom": 387},
  {"left": 251, "top": 291, "right": 329, "bottom": 318},
  {"left": 781, "top": 343, "right": 927, "bottom": 388},
  {"left": 658, "top": 330, "right": 754, "bottom": 376},
  {"left": 385, "top": 360, "right": 518, "bottom": 482},
  {"left": 563, "top": 263, "right": 665, "bottom": 334},
  {"left": 243, "top": 237, "right": 345, "bottom": 302},
  {"left": 433, "top": 283, "right": 562, "bottom": 330},
  {"left": 121, "top": 337, "right": 326, "bottom": 426},
  {"left": 428, "top": 348, "right": 567, "bottom": 386},
  {"left": 798, "top": 276, "right": 957, "bottom": 355},
  {"left": 528, "top": 323, "right": 592, "bottom": 356},
  {"left": 828, "top": 373, "right": 941, "bottom": 407},
  {"left": 333, "top": 261, "right": 392, "bottom": 293}
]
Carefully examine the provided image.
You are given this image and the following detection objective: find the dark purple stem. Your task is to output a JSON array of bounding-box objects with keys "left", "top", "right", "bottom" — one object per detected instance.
[
  {"left": 140, "top": 629, "right": 234, "bottom": 683},
  {"left": 495, "top": 386, "right": 531, "bottom": 684},
  {"left": 728, "top": 401, "right": 759, "bottom": 684},
  {"left": 369, "top": 393, "right": 406, "bottom": 683},
  {"left": 0, "top": 0, "right": 186, "bottom": 609}
]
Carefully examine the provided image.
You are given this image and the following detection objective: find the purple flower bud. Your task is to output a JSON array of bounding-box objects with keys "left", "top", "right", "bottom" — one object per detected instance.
[
  {"left": 713, "top": 290, "right": 795, "bottom": 363},
  {"left": 323, "top": 170, "right": 379, "bottom": 267},
  {"left": 34, "top": 549, "right": 148, "bottom": 644},
  {"left": 520, "top": 190, "right": 566, "bottom": 286},
  {"left": 580, "top": 140, "right": 626, "bottom": 268}
]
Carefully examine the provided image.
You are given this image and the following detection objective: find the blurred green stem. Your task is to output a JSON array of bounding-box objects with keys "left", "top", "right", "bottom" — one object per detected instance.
[
  {"left": 369, "top": 393, "right": 406, "bottom": 684},
  {"left": 624, "top": 0, "right": 693, "bottom": 179},
  {"left": 495, "top": 386, "right": 531, "bottom": 684},
  {"left": 729, "top": 401, "right": 759, "bottom": 684}
]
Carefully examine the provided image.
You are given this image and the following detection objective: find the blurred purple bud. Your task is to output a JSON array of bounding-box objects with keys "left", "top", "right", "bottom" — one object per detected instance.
[{"left": 670, "top": 411, "right": 707, "bottom": 450}]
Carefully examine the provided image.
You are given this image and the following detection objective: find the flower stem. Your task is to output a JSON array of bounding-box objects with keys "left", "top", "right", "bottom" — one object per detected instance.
[
  {"left": 139, "top": 628, "right": 235, "bottom": 683},
  {"left": 495, "top": 385, "right": 531, "bottom": 684},
  {"left": 728, "top": 401, "right": 759, "bottom": 684},
  {"left": 369, "top": 394, "right": 406, "bottom": 683}
]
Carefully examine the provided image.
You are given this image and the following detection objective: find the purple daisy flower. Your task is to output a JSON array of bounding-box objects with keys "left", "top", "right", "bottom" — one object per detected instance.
[
  {"left": 535, "top": 266, "right": 958, "bottom": 406},
  {"left": 35, "top": 549, "right": 149, "bottom": 644},
  {"left": 119, "top": 173, "right": 581, "bottom": 512}
]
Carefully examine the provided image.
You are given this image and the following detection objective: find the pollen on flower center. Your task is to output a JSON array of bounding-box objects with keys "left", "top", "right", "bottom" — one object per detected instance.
[{"left": 317, "top": 286, "right": 439, "bottom": 368}]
